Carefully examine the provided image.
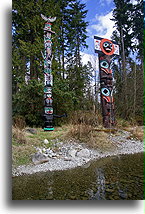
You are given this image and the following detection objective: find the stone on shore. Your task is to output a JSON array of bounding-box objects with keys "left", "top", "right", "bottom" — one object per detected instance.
[
  {"left": 25, "top": 128, "right": 37, "bottom": 134},
  {"left": 32, "top": 152, "right": 49, "bottom": 165},
  {"left": 68, "top": 149, "right": 77, "bottom": 158},
  {"left": 44, "top": 139, "right": 49, "bottom": 144},
  {"left": 77, "top": 149, "right": 91, "bottom": 158}
]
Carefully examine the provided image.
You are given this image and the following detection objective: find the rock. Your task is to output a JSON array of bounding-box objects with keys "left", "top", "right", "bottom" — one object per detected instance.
[
  {"left": 45, "top": 149, "right": 57, "bottom": 158},
  {"left": 77, "top": 149, "right": 91, "bottom": 158},
  {"left": 42, "top": 148, "right": 46, "bottom": 153},
  {"left": 46, "top": 148, "right": 52, "bottom": 153},
  {"left": 68, "top": 149, "right": 77, "bottom": 158},
  {"left": 81, "top": 161, "right": 91, "bottom": 169},
  {"left": 44, "top": 139, "right": 49, "bottom": 144},
  {"left": 64, "top": 157, "right": 72, "bottom": 161},
  {"left": 25, "top": 128, "right": 37, "bottom": 134},
  {"left": 31, "top": 152, "right": 49, "bottom": 165},
  {"left": 35, "top": 147, "right": 42, "bottom": 153}
]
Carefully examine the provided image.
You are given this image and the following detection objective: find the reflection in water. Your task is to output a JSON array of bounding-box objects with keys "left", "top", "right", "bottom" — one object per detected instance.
[
  {"left": 88, "top": 168, "right": 106, "bottom": 200},
  {"left": 96, "top": 168, "right": 105, "bottom": 200},
  {"left": 12, "top": 153, "right": 144, "bottom": 200}
]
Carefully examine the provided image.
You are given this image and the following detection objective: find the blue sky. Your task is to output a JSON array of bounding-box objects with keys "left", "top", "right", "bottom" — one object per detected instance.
[
  {"left": 80, "top": 0, "right": 138, "bottom": 67},
  {"left": 81, "top": 0, "right": 115, "bottom": 55},
  {"left": 80, "top": 0, "right": 116, "bottom": 70}
]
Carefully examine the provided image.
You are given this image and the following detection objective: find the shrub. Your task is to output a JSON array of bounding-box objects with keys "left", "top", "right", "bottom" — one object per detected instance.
[
  {"left": 13, "top": 115, "right": 26, "bottom": 129},
  {"left": 12, "top": 126, "right": 28, "bottom": 144},
  {"left": 12, "top": 80, "right": 44, "bottom": 127}
]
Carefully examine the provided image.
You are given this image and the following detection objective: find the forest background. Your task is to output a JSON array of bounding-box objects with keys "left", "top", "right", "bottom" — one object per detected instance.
[{"left": 12, "top": 0, "right": 144, "bottom": 128}]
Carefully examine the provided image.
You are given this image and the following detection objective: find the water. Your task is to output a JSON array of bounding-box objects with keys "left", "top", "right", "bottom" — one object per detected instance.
[{"left": 12, "top": 153, "right": 144, "bottom": 200}]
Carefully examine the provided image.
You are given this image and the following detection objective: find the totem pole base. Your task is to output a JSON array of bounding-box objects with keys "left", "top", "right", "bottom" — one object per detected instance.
[{"left": 44, "top": 127, "right": 54, "bottom": 131}]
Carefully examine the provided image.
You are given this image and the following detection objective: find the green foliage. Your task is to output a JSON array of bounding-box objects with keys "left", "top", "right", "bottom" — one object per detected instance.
[
  {"left": 12, "top": 0, "right": 143, "bottom": 127},
  {"left": 12, "top": 80, "right": 44, "bottom": 127},
  {"left": 12, "top": 0, "right": 92, "bottom": 127},
  {"left": 132, "top": 0, "right": 143, "bottom": 60},
  {"left": 53, "top": 77, "right": 74, "bottom": 114},
  {"left": 112, "top": 0, "right": 134, "bottom": 56},
  {"left": 111, "top": 0, "right": 143, "bottom": 124}
]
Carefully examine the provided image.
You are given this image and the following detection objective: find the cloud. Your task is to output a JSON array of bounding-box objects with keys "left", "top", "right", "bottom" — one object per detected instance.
[
  {"left": 99, "top": 0, "right": 113, "bottom": 6},
  {"left": 130, "top": 0, "right": 138, "bottom": 5},
  {"left": 90, "top": 11, "right": 115, "bottom": 39},
  {"left": 80, "top": 51, "right": 99, "bottom": 71}
]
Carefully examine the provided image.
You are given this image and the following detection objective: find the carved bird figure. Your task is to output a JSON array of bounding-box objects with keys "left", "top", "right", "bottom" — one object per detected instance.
[{"left": 41, "top": 14, "right": 56, "bottom": 22}]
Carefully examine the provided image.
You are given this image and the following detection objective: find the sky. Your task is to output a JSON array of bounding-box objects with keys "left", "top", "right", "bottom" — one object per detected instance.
[
  {"left": 80, "top": 0, "right": 116, "bottom": 76},
  {"left": 80, "top": 0, "right": 115, "bottom": 71},
  {"left": 82, "top": 0, "right": 115, "bottom": 54},
  {"left": 80, "top": 0, "right": 138, "bottom": 68}
]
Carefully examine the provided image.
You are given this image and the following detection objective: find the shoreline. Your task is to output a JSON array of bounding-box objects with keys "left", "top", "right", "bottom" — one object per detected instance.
[{"left": 12, "top": 129, "right": 144, "bottom": 177}]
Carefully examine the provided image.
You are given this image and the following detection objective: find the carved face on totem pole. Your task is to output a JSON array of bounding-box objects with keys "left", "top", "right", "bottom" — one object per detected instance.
[
  {"left": 100, "top": 39, "right": 114, "bottom": 55},
  {"left": 94, "top": 36, "right": 119, "bottom": 56},
  {"left": 100, "top": 58, "right": 112, "bottom": 74},
  {"left": 101, "top": 87, "right": 113, "bottom": 103}
]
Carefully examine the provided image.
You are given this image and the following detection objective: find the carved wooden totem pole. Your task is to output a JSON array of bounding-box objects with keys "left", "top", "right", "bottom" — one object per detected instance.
[
  {"left": 41, "top": 14, "right": 56, "bottom": 131},
  {"left": 94, "top": 36, "right": 119, "bottom": 128}
]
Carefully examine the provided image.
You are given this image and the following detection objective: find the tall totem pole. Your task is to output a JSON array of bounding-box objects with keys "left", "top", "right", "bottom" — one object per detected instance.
[
  {"left": 41, "top": 14, "right": 56, "bottom": 131},
  {"left": 94, "top": 36, "right": 119, "bottom": 128}
]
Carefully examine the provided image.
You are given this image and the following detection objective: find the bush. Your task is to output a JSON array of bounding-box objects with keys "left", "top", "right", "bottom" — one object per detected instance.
[
  {"left": 12, "top": 80, "right": 44, "bottom": 127},
  {"left": 69, "top": 110, "right": 102, "bottom": 127},
  {"left": 13, "top": 115, "right": 26, "bottom": 129},
  {"left": 12, "top": 126, "right": 28, "bottom": 144}
]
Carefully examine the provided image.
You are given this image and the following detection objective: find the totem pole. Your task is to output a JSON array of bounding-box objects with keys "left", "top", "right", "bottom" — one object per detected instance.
[
  {"left": 41, "top": 14, "right": 56, "bottom": 131},
  {"left": 94, "top": 36, "right": 119, "bottom": 128}
]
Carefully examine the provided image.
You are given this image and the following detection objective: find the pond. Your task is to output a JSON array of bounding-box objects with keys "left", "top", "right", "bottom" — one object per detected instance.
[{"left": 12, "top": 152, "right": 144, "bottom": 200}]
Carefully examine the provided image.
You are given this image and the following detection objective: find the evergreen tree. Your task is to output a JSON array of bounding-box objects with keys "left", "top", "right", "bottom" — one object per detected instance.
[
  {"left": 12, "top": 0, "right": 59, "bottom": 81},
  {"left": 112, "top": 0, "right": 143, "bottom": 122},
  {"left": 132, "top": 0, "right": 143, "bottom": 63},
  {"left": 66, "top": 0, "right": 88, "bottom": 66},
  {"left": 12, "top": 0, "right": 91, "bottom": 126},
  {"left": 54, "top": 0, "right": 75, "bottom": 79},
  {"left": 12, "top": 0, "right": 59, "bottom": 126}
]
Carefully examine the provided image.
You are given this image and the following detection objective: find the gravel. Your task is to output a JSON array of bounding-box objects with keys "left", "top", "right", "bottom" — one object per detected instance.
[{"left": 12, "top": 130, "right": 144, "bottom": 177}]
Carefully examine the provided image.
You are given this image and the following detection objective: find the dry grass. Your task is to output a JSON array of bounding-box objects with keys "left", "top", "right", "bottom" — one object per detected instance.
[
  {"left": 69, "top": 110, "right": 102, "bottom": 127},
  {"left": 12, "top": 120, "right": 143, "bottom": 167},
  {"left": 67, "top": 124, "right": 116, "bottom": 152},
  {"left": 67, "top": 124, "right": 92, "bottom": 139},
  {"left": 12, "top": 126, "right": 29, "bottom": 144},
  {"left": 123, "top": 126, "right": 144, "bottom": 141},
  {"left": 12, "top": 125, "right": 70, "bottom": 166},
  {"left": 12, "top": 144, "right": 36, "bottom": 166},
  {"left": 116, "top": 118, "right": 131, "bottom": 128},
  {"left": 13, "top": 115, "right": 26, "bottom": 130}
]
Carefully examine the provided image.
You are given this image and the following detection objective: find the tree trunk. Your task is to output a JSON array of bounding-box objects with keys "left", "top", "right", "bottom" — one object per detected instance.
[
  {"left": 133, "top": 62, "right": 136, "bottom": 120},
  {"left": 30, "top": 55, "right": 36, "bottom": 79},
  {"left": 120, "top": 27, "right": 128, "bottom": 118}
]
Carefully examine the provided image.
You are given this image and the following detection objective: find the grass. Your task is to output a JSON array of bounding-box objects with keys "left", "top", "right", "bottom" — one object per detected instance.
[
  {"left": 67, "top": 124, "right": 117, "bottom": 152},
  {"left": 123, "top": 126, "right": 144, "bottom": 141},
  {"left": 12, "top": 125, "right": 70, "bottom": 166},
  {"left": 12, "top": 120, "right": 143, "bottom": 167}
]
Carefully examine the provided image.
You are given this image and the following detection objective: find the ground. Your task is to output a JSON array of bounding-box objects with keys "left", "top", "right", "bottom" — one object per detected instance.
[{"left": 12, "top": 125, "right": 144, "bottom": 176}]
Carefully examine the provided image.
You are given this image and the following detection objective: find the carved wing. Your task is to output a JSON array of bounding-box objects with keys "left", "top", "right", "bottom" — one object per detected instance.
[
  {"left": 41, "top": 14, "right": 56, "bottom": 22},
  {"left": 47, "top": 17, "right": 56, "bottom": 22},
  {"left": 41, "top": 14, "right": 48, "bottom": 21}
]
